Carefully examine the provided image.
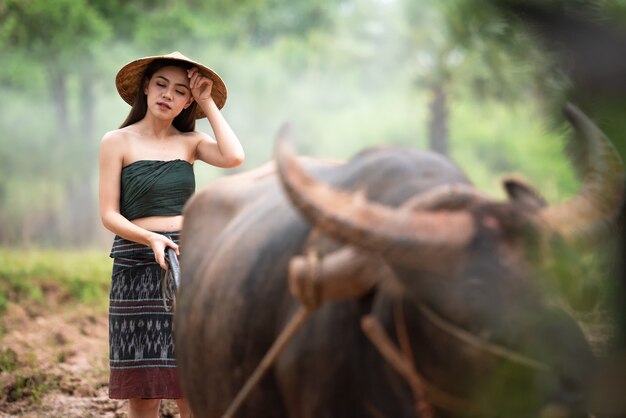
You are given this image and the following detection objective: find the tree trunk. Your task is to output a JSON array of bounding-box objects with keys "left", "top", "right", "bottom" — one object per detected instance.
[
  {"left": 63, "top": 69, "right": 98, "bottom": 246},
  {"left": 81, "top": 69, "right": 95, "bottom": 137},
  {"left": 49, "top": 70, "right": 69, "bottom": 134},
  {"left": 428, "top": 81, "right": 449, "bottom": 156},
  {"left": 48, "top": 66, "right": 98, "bottom": 246},
  {"left": 63, "top": 177, "right": 96, "bottom": 246}
]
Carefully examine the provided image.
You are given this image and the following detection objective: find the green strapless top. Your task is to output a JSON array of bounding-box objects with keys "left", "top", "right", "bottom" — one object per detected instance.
[{"left": 120, "top": 159, "right": 195, "bottom": 221}]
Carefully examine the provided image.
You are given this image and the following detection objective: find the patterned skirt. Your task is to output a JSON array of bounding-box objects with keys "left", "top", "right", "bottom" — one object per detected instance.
[{"left": 108, "top": 232, "right": 183, "bottom": 399}]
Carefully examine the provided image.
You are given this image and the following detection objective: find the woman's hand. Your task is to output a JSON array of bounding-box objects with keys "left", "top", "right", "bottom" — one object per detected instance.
[
  {"left": 148, "top": 233, "right": 180, "bottom": 270},
  {"left": 188, "top": 67, "right": 214, "bottom": 104}
]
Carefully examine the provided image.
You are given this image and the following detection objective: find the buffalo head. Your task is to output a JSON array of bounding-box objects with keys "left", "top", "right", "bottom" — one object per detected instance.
[{"left": 275, "top": 103, "right": 624, "bottom": 417}]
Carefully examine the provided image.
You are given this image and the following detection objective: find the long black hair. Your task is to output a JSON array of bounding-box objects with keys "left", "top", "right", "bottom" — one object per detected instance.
[{"left": 119, "top": 58, "right": 198, "bottom": 132}]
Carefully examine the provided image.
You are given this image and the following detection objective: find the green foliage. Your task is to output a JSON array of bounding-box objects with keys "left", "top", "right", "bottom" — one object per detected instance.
[
  {"left": 429, "top": 0, "right": 563, "bottom": 101},
  {"left": 3, "top": 370, "right": 60, "bottom": 403},
  {"left": 0, "top": 0, "right": 613, "bottom": 247},
  {"left": 0, "top": 0, "right": 110, "bottom": 72},
  {"left": 0, "top": 348, "right": 60, "bottom": 403},
  {"left": 0, "top": 250, "right": 112, "bottom": 314},
  {"left": 597, "top": 0, "right": 626, "bottom": 18},
  {"left": 0, "top": 348, "right": 18, "bottom": 372},
  {"left": 133, "top": 6, "right": 208, "bottom": 51},
  {"left": 0, "top": 48, "right": 46, "bottom": 92},
  {"left": 88, "top": 0, "right": 172, "bottom": 40},
  {"left": 189, "top": 0, "right": 338, "bottom": 45},
  {"left": 449, "top": 99, "right": 578, "bottom": 199},
  {"left": 0, "top": 293, "right": 6, "bottom": 320}
]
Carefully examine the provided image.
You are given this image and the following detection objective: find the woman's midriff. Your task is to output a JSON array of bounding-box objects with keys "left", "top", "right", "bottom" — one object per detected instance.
[{"left": 132, "top": 215, "right": 184, "bottom": 232}]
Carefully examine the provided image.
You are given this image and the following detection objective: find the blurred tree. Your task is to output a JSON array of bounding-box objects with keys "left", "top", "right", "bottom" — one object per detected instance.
[
  {"left": 0, "top": 0, "right": 590, "bottom": 250},
  {"left": 0, "top": 0, "right": 350, "bottom": 246},
  {"left": 0, "top": 0, "right": 109, "bottom": 132},
  {"left": 400, "top": 0, "right": 455, "bottom": 155},
  {"left": 0, "top": 0, "right": 345, "bottom": 131},
  {"left": 191, "top": 0, "right": 339, "bottom": 46},
  {"left": 106, "top": 0, "right": 343, "bottom": 50},
  {"left": 400, "top": 0, "right": 555, "bottom": 155},
  {"left": 0, "top": 0, "right": 111, "bottom": 245}
]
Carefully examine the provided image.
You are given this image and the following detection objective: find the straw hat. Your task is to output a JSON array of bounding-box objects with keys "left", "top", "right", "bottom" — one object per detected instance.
[{"left": 115, "top": 51, "right": 227, "bottom": 118}]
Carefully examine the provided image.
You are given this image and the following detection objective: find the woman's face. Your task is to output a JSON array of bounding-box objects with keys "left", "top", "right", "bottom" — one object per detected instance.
[{"left": 144, "top": 66, "right": 193, "bottom": 120}]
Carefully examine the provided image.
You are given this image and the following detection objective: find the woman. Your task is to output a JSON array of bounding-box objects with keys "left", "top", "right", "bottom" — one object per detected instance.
[{"left": 99, "top": 51, "right": 244, "bottom": 418}]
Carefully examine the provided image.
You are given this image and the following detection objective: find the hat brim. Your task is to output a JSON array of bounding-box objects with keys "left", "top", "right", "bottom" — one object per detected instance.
[{"left": 115, "top": 51, "right": 227, "bottom": 119}]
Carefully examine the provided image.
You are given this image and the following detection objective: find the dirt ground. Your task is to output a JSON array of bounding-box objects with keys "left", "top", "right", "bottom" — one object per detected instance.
[{"left": 0, "top": 301, "right": 182, "bottom": 418}]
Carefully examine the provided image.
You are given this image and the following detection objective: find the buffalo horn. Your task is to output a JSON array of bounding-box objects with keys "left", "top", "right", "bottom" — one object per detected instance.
[
  {"left": 275, "top": 134, "right": 475, "bottom": 270},
  {"left": 540, "top": 103, "right": 625, "bottom": 244}
]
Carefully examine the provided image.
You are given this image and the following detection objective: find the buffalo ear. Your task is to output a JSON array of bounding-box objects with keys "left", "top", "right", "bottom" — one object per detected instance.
[{"left": 502, "top": 175, "right": 547, "bottom": 211}]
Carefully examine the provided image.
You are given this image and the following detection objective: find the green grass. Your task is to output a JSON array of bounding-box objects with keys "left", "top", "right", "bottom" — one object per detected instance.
[
  {"left": 3, "top": 369, "right": 61, "bottom": 404},
  {"left": 0, "top": 249, "right": 112, "bottom": 315},
  {"left": 0, "top": 249, "right": 111, "bottom": 405}
]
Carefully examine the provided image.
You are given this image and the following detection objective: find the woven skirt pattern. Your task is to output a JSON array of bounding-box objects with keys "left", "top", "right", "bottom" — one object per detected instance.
[{"left": 108, "top": 232, "right": 183, "bottom": 399}]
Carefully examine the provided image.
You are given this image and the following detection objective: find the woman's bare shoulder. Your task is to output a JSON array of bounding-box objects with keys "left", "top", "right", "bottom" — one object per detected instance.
[
  {"left": 101, "top": 127, "right": 132, "bottom": 151},
  {"left": 180, "top": 129, "right": 211, "bottom": 142},
  {"left": 99, "top": 128, "right": 134, "bottom": 163},
  {"left": 179, "top": 129, "right": 213, "bottom": 154},
  {"left": 101, "top": 126, "right": 134, "bottom": 144}
]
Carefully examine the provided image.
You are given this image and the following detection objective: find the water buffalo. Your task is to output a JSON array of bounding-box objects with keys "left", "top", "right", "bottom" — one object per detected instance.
[{"left": 175, "top": 104, "right": 624, "bottom": 418}]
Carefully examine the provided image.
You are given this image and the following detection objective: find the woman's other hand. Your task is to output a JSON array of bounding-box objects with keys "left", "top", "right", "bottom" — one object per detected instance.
[{"left": 148, "top": 233, "right": 180, "bottom": 270}]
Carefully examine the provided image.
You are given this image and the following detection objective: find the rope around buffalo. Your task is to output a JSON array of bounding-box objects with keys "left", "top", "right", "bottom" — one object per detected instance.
[
  {"left": 219, "top": 233, "right": 553, "bottom": 417},
  {"left": 219, "top": 238, "right": 321, "bottom": 418}
]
